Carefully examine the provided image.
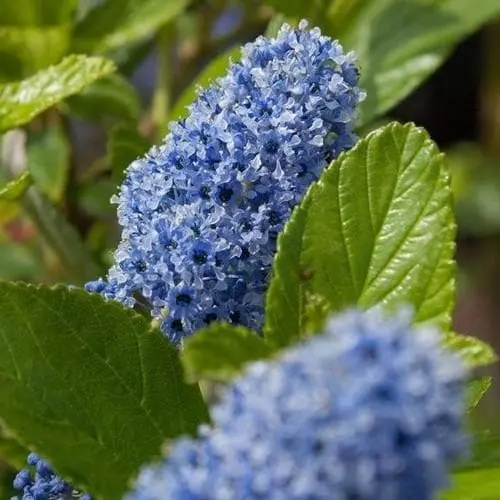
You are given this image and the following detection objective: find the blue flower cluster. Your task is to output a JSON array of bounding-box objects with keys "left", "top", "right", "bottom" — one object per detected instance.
[
  {"left": 13, "top": 453, "right": 91, "bottom": 500},
  {"left": 127, "top": 308, "right": 468, "bottom": 500},
  {"left": 86, "top": 21, "right": 363, "bottom": 343}
]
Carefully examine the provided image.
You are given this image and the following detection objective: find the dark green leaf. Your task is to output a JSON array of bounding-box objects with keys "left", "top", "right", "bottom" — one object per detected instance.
[
  {"left": 327, "top": 0, "right": 500, "bottom": 126},
  {"left": 0, "top": 464, "right": 16, "bottom": 500},
  {"left": 108, "top": 123, "right": 150, "bottom": 183},
  {"left": 445, "top": 331, "right": 497, "bottom": 370},
  {"left": 182, "top": 323, "right": 275, "bottom": 383},
  {"left": 0, "top": 283, "right": 208, "bottom": 500},
  {"left": 265, "top": 122, "right": 456, "bottom": 347},
  {"left": 73, "top": 0, "right": 189, "bottom": 53},
  {"left": 0, "top": 55, "right": 116, "bottom": 132},
  {"left": 170, "top": 45, "right": 241, "bottom": 121},
  {"left": 0, "top": 242, "right": 39, "bottom": 280},
  {"left": 27, "top": 123, "right": 70, "bottom": 202},
  {"left": 64, "top": 73, "right": 141, "bottom": 122},
  {"left": 0, "top": 426, "right": 29, "bottom": 469},
  {"left": 0, "top": 172, "right": 32, "bottom": 201}
]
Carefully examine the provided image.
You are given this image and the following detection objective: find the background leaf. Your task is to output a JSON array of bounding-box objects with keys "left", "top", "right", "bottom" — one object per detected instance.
[
  {"left": 170, "top": 45, "right": 241, "bottom": 121},
  {"left": 65, "top": 73, "right": 141, "bottom": 123},
  {"left": 445, "top": 331, "right": 497, "bottom": 370},
  {"left": 0, "top": 0, "right": 77, "bottom": 26},
  {"left": 0, "top": 283, "right": 208, "bottom": 499},
  {"left": 107, "top": 123, "right": 150, "bottom": 183},
  {"left": 182, "top": 323, "right": 275, "bottom": 383},
  {"left": 0, "top": 55, "right": 115, "bottom": 132},
  {"left": 0, "top": 172, "right": 32, "bottom": 201},
  {"left": 73, "top": 0, "right": 189, "bottom": 53},
  {"left": 0, "top": 242, "right": 39, "bottom": 280},
  {"left": 327, "top": 0, "right": 500, "bottom": 126},
  {"left": 265, "top": 122, "right": 456, "bottom": 347},
  {"left": 0, "top": 26, "right": 69, "bottom": 82},
  {"left": 27, "top": 123, "right": 70, "bottom": 202}
]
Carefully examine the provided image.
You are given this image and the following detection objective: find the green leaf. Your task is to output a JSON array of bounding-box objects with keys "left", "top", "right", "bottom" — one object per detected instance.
[
  {"left": 265, "top": 195, "right": 312, "bottom": 347},
  {"left": 108, "top": 123, "right": 150, "bottom": 183},
  {"left": 0, "top": 242, "right": 39, "bottom": 280},
  {"left": 0, "top": 426, "right": 29, "bottom": 469},
  {"left": 264, "top": 0, "right": 329, "bottom": 19},
  {"left": 170, "top": 45, "right": 241, "bottom": 121},
  {"left": 265, "top": 122, "right": 456, "bottom": 347},
  {"left": 27, "top": 123, "right": 70, "bottom": 202},
  {"left": 0, "top": 172, "right": 32, "bottom": 201},
  {"left": 467, "top": 377, "right": 492, "bottom": 411},
  {"left": 445, "top": 331, "right": 497, "bottom": 370},
  {"left": 0, "top": 465, "right": 16, "bottom": 500},
  {"left": 327, "top": 0, "right": 500, "bottom": 126},
  {"left": 440, "top": 467, "right": 500, "bottom": 500},
  {"left": 182, "top": 323, "right": 275, "bottom": 383},
  {"left": 64, "top": 73, "right": 141, "bottom": 122},
  {"left": 73, "top": 0, "right": 189, "bottom": 54},
  {"left": 0, "top": 283, "right": 208, "bottom": 499},
  {"left": 78, "top": 179, "right": 116, "bottom": 217},
  {"left": 0, "top": 25, "right": 69, "bottom": 82},
  {"left": 0, "top": 55, "right": 116, "bottom": 132},
  {"left": 0, "top": 0, "right": 77, "bottom": 26}
]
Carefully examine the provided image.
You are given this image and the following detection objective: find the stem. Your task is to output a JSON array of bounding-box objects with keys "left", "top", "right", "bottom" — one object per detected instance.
[
  {"left": 23, "top": 188, "right": 102, "bottom": 285},
  {"left": 480, "top": 20, "right": 500, "bottom": 158},
  {"left": 152, "top": 23, "right": 175, "bottom": 139}
]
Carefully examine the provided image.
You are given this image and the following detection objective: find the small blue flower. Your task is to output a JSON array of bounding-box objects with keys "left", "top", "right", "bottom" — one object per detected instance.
[
  {"left": 13, "top": 453, "right": 91, "bottom": 500},
  {"left": 86, "top": 21, "right": 364, "bottom": 343},
  {"left": 127, "top": 308, "right": 468, "bottom": 500}
]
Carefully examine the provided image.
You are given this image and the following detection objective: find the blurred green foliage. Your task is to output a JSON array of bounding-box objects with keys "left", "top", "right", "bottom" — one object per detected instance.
[{"left": 0, "top": 1, "right": 500, "bottom": 498}]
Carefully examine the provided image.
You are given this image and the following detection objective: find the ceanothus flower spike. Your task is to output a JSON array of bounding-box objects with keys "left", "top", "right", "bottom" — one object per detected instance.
[
  {"left": 127, "top": 308, "right": 468, "bottom": 500},
  {"left": 86, "top": 21, "right": 364, "bottom": 343},
  {"left": 13, "top": 453, "right": 91, "bottom": 500}
]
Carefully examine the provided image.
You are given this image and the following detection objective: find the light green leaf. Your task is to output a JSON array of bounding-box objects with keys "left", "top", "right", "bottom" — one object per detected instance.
[
  {"left": 27, "top": 123, "right": 70, "bottom": 202},
  {"left": 265, "top": 122, "right": 456, "bottom": 347},
  {"left": 0, "top": 0, "right": 77, "bottom": 26},
  {"left": 0, "top": 25, "right": 69, "bottom": 82},
  {"left": 445, "top": 331, "right": 497, "bottom": 370},
  {"left": 440, "top": 467, "right": 500, "bottom": 500},
  {"left": 0, "top": 55, "right": 116, "bottom": 132},
  {"left": 0, "top": 283, "right": 209, "bottom": 500},
  {"left": 182, "top": 323, "right": 275, "bottom": 383},
  {"left": 0, "top": 171, "right": 32, "bottom": 201},
  {"left": 264, "top": 195, "right": 312, "bottom": 348},
  {"left": 73, "top": 0, "right": 189, "bottom": 54},
  {"left": 327, "top": 0, "right": 500, "bottom": 126},
  {"left": 467, "top": 377, "right": 492, "bottom": 411},
  {"left": 64, "top": 73, "right": 141, "bottom": 122},
  {"left": 170, "top": 45, "right": 241, "bottom": 121},
  {"left": 107, "top": 123, "right": 150, "bottom": 183}
]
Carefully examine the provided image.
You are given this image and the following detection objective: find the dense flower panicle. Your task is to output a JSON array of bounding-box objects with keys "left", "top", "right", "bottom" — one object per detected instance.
[
  {"left": 128, "top": 308, "right": 468, "bottom": 500},
  {"left": 13, "top": 453, "right": 91, "bottom": 500},
  {"left": 86, "top": 21, "right": 364, "bottom": 343}
]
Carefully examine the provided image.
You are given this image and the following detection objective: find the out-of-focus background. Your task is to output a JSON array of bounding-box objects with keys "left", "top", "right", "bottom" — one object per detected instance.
[{"left": 1, "top": 0, "right": 500, "bottom": 427}]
